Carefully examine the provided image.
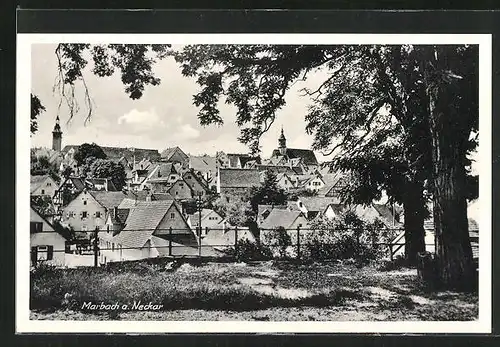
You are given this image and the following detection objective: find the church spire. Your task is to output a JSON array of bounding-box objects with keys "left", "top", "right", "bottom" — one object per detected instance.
[
  {"left": 52, "top": 115, "right": 62, "bottom": 151},
  {"left": 278, "top": 126, "right": 287, "bottom": 155}
]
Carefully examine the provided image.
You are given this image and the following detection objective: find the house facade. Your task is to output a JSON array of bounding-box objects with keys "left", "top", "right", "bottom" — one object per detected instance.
[
  {"left": 30, "top": 175, "right": 58, "bottom": 197},
  {"left": 61, "top": 190, "right": 126, "bottom": 232},
  {"left": 161, "top": 146, "right": 189, "bottom": 165},
  {"left": 217, "top": 168, "right": 260, "bottom": 204},
  {"left": 183, "top": 170, "right": 209, "bottom": 197},
  {"left": 30, "top": 206, "right": 67, "bottom": 267},
  {"left": 99, "top": 200, "right": 197, "bottom": 263}
]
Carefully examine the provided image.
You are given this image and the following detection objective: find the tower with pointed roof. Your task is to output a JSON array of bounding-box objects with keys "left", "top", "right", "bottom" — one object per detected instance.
[
  {"left": 278, "top": 127, "right": 287, "bottom": 155},
  {"left": 52, "top": 116, "right": 62, "bottom": 152}
]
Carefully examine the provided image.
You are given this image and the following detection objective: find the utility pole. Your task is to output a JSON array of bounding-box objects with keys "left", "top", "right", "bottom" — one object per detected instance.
[
  {"left": 197, "top": 192, "right": 202, "bottom": 257},
  {"left": 93, "top": 227, "right": 99, "bottom": 268}
]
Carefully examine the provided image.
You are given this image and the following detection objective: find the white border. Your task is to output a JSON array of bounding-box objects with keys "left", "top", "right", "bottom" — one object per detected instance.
[{"left": 17, "top": 33, "right": 492, "bottom": 334}]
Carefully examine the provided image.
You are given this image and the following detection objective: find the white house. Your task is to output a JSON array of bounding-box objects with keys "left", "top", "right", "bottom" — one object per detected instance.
[
  {"left": 30, "top": 206, "right": 67, "bottom": 267},
  {"left": 30, "top": 174, "right": 58, "bottom": 197}
]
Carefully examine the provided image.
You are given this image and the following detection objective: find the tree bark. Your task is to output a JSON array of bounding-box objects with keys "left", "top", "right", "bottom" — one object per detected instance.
[
  {"left": 425, "top": 46, "right": 475, "bottom": 290},
  {"left": 402, "top": 181, "right": 426, "bottom": 266}
]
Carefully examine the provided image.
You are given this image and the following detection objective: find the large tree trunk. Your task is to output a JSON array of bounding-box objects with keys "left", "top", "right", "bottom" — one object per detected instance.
[
  {"left": 403, "top": 181, "right": 426, "bottom": 266},
  {"left": 425, "top": 47, "right": 475, "bottom": 290}
]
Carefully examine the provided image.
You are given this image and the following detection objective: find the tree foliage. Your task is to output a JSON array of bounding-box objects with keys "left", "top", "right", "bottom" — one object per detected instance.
[
  {"left": 31, "top": 44, "right": 170, "bottom": 127},
  {"left": 31, "top": 93, "right": 46, "bottom": 134},
  {"left": 88, "top": 158, "right": 126, "bottom": 190},
  {"left": 31, "top": 155, "right": 60, "bottom": 183},
  {"left": 174, "top": 44, "right": 478, "bottom": 287},
  {"left": 248, "top": 170, "right": 288, "bottom": 213},
  {"left": 74, "top": 143, "right": 107, "bottom": 167}
]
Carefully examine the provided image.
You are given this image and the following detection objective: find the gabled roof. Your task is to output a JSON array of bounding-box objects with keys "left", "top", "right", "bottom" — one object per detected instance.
[
  {"left": 161, "top": 146, "right": 188, "bottom": 161},
  {"left": 260, "top": 209, "right": 305, "bottom": 230},
  {"left": 189, "top": 155, "right": 217, "bottom": 173},
  {"left": 88, "top": 191, "right": 127, "bottom": 210},
  {"left": 112, "top": 200, "right": 188, "bottom": 248},
  {"left": 63, "top": 145, "right": 161, "bottom": 162},
  {"left": 108, "top": 208, "right": 130, "bottom": 226},
  {"left": 317, "top": 172, "right": 346, "bottom": 196},
  {"left": 30, "top": 175, "right": 53, "bottom": 193},
  {"left": 271, "top": 148, "right": 318, "bottom": 166},
  {"left": 183, "top": 170, "right": 209, "bottom": 190},
  {"left": 219, "top": 168, "right": 260, "bottom": 189},
  {"left": 298, "top": 196, "right": 340, "bottom": 213}
]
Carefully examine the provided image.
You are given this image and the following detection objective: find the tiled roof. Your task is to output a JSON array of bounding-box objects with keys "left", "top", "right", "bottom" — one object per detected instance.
[
  {"left": 89, "top": 191, "right": 127, "bottom": 210},
  {"left": 255, "top": 165, "right": 298, "bottom": 176},
  {"left": 299, "top": 196, "right": 340, "bottom": 213},
  {"left": 260, "top": 209, "right": 303, "bottom": 230},
  {"left": 109, "top": 208, "right": 130, "bottom": 226},
  {"left": 63, "top": 145, "right": 161, "bottom": 162},
  {"left": 271, "top": 148, "right": 318, "bottom": 166},
  {"left": 317, "top": 172, "right": 346, "bottom": 196},
  {"left": 30, "top": 175, "right": 50, "bottom": 193},
  {"left": 112, "top": 200, "right": 176, "bottom": 248},
  {"left": 189, "top": 155, "right": 217, "bottom": 173},
  {"left": 161, "top": 146, "right": 188, "bottom": 161},
  {"left": 219, "top": 168, "right": 260, "bottom": 188}
]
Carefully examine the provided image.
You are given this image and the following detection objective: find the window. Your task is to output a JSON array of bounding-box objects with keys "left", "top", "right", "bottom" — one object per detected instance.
[
  {"left": 30, "top": 222, "right": 43, "bottom": 234},
  {"left": 41, "top": 189, "right": 45, "bottom": 195},
  {"left": 175, "top": 191, "right": 179, "bottom": 195},
  {"left": 82, "top": 211, "right": 88, "bottom": 218},
  {"left": 170, "top": 212, "right": 175, "bottom": 219},
  {"left": 47, "top": 182, "right": 51, "bottom": 186},
  {"left": 186, "top": 175, "right": 191, "bottom": 179},
  {"left": 36, "top": 246, "right": 53, "bottom": 261},
  {"left": 95, "top": 211, "right": 101, "bottom": 218},
  {"left": 179, "top": 183, "right": 184, "bottom": 187},
  {"left": 171, "top": 176, "right": 176, "bottom": 180}
]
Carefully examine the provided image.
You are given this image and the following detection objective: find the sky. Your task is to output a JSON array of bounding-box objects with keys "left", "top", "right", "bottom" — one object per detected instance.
[{"left": 30, "top": 44, "right": 329, "bottom": 160}]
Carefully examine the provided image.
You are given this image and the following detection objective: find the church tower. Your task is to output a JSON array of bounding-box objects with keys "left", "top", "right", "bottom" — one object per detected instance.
[
  {"left": 52, "top": 115, "right": 62, "bottom": 152},
  {"left": 278, "top": 127, "right": 287, "bottom": 155}
]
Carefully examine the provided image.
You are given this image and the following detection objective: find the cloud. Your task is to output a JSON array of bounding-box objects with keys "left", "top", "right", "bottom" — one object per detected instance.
[
  {"left": 118, "top": 108, "right": 165, "bottom": 130},
  {"left": 172, "top": 124, "right": 201, "bottom": 142}
]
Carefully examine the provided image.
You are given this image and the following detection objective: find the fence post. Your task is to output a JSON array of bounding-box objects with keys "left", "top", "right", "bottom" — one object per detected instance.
[
  {"left": 168, "top": 227, "right": 172, "bottom": 257},
  {"left": 296, "top": 225, "right": 301, "bottom": 260},
  {"left": 93, "top": 227, "right": 99, "bottom": 268},
  {"left": 198, "top": 226, "right": 202, "bottom": 258},
  {"left": 234, "top": 226, "right": 239, "bottom": 256}
]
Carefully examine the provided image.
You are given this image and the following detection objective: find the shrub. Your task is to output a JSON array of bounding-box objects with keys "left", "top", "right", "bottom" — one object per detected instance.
[
  {"left": 302, "top": 211, "right": 393, "bottom": 264},
  {"left": 262, "top": 227, "right": 292, "bottom": 259},
  {"left": 224, "top": 239, "right": 273, "bottom": 261}
]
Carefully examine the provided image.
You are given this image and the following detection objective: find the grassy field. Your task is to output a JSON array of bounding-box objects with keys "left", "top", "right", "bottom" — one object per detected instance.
[{"left": 30, "top": 260, "right": 478, "bottom": 321}]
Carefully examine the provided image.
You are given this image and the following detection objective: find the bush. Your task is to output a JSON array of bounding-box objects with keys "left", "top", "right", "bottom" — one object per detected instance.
[
  {"left": 302, "top": 211, "right": 394, "bottom": 265},
  {"left": 224, "top": 239, "right": 273, "bottom": 262},
  {"left": 261, "top": 227, "right": 292, "bottom": 259}
]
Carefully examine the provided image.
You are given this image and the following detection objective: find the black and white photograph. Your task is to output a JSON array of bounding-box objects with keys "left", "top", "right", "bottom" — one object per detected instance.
[{"left": 16, "top": 33, "right": 492, "bottom": 333}]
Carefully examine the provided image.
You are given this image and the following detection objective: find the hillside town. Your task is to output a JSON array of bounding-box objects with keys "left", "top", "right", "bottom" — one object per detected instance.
[{"left": 30, "top": 115, "right": 479, "bottom": 268}]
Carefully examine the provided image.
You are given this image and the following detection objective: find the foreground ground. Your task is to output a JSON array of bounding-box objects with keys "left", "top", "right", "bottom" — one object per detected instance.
[{"left": 30, "top": 260, "right": 478, "bottom": 321}]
